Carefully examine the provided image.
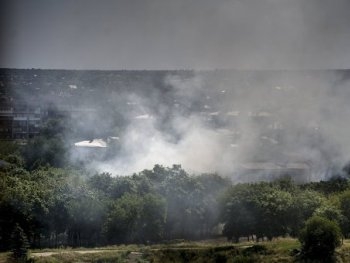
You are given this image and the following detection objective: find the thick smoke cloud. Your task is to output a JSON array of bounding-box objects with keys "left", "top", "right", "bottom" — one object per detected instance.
[
  {"left": 2, "top": 0, "right": 350, "bottom": 181},
  {"left": 65, "top": 70, "right": 350, "bottom": 182},
  {"left": 8, "top": 69, "right": 350, "bottom": 181}
]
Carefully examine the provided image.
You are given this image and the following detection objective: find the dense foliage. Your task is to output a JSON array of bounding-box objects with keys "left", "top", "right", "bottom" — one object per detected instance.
[
  {"left": 219, "top": 177, "right": 350, "bottom": 243},
  {"left": 299, "top": 216, "right": 341, "bottom": 261},
  {"left": 2, "top": 140, "right": 350, "bottom": 252},
  {"left": 0, "top": 154, "right": 229, "bottom": 249}
]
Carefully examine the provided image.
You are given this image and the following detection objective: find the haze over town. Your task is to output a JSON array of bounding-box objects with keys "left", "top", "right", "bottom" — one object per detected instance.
[
  {"left": 3, "top": 1, "right": 350, "bottom": 260},
  {"left": 1, "top": 0, "right": 350, "bottom": 181}
]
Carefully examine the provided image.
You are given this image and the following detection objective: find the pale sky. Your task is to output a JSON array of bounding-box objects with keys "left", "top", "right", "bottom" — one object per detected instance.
[{"left": 1, "top": 0, "right": 350, "bottom": 70}]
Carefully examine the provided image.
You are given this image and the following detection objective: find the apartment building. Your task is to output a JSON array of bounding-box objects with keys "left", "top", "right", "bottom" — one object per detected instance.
[{"left": 0, "top": 95, "right": 43, "bottom": 140}]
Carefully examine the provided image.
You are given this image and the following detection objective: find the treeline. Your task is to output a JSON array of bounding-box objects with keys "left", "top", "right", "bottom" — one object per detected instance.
[
  {"left": 220, "top": 176, "right": 350, "bottom": 242},
  {"left": 2, "top": 139, "right": 350, "bottom": 252},
  {"left": 0, "top": 161, "right": 228, "bottom": 250}
]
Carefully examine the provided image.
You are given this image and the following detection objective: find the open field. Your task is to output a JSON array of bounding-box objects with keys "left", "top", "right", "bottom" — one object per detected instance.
[
  {"left": 0, "top": 238, "right": 300, "bottom": 263},
  {"left": 2, "top": 238, "right": 350, "bottom": 262}
]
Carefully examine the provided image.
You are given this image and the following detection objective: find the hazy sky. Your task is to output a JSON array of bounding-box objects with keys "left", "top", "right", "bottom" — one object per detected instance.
[{"left": 1, "top": 0, "right": 350, "bottom": 70}]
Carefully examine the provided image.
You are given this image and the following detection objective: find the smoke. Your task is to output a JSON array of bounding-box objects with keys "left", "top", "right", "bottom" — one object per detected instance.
[
  {"left": 65, "top": 70, "right": 350, "bottom": 181},
  {"left": 88, "top": 74, "right": 235, "bottom": 174},
  {"left": 2, "top": 0, "right": 350, "bottom": 183},
  {"left": 8, "top": 69, "right": 350, "bottom": 181},
  {"left": 92, "top": 113, "right": 237, "bottom": 175}
]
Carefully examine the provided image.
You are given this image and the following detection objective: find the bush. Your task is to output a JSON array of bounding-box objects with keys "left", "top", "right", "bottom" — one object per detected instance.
[
  {"left": 242, "top": 245, "right": 268, "bottom": 256},
  {"left": 298, "top": 216, "right": 342, "bottom": 261},
  {"left": 10, "top": 224, "right": 29, "bottom": 262}
]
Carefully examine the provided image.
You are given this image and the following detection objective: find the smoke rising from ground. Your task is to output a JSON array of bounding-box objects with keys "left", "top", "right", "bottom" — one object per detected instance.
[
  {"left": 5, "top": 68, "right": 350, "bottom": 181},
  {"left": 2, "top": 0, "right": 350, "bottom": 181},
  {"left": 65, "top": 70, "right": 350, "bottom": 181}
]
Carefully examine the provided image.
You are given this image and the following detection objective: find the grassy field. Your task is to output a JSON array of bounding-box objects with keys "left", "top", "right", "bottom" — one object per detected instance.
[{"left": 1, "top": 238, "right": 350, "bottom": 263}]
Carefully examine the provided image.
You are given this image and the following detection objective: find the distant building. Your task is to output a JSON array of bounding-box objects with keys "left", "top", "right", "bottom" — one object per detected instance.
[
  {"left": 0, "top": 96, "right": 43, "bottom": 140},
  {"left": 237, "top": 162, "right": 311, "bottom": 183},
  {"left": 0, "top": 95, "right": 13, "bottom": 139}
]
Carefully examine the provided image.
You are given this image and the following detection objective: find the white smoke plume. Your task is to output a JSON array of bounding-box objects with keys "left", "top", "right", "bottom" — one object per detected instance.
[{"left": 76, "top": 70, "right": 350, "bottom": 181}]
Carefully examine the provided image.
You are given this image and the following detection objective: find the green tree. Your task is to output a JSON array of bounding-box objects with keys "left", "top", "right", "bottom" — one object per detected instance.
[
  {"left": 220, "top": 184, "right": 256, "bottom": 242},
  {"left": 254, "top": 187, "right": 293, "bottom": 240},
  {"left": 104, "top": 193, "right": 165, "bottom": 244},
  {"left": 4, "top": 154, "right": 25, "bottom": 168},
  {"left": 220, "top": 182, "right": 293, "bottom": 242},
  {"left": 313, "top": 203, "right": 347, "bottom": 237},
  {"left": 136, "top": 194, "right": 166, "bottom": 242},
  {"left": 337, "top": 190, "right": 350, "bottom": 238},
  {"left": 0, "top": 141, "right": 20, "bottom": 159},
  {"left": 23, "top": 136, "right": 68, "bottom": 170},
  {"left": 0, "top": 169, "right": 36, "bottom": 250},
  {"left": 299, "top": 216, "right": 342, "bottom": 261},
  {"left": 289, "top": 189, "right": 326, "bottom": 237}
]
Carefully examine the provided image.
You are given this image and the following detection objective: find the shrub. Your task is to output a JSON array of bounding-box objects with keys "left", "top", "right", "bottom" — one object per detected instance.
[
  {"left": 298, "top": 216, "right": 342, "bottom": 261},
  {"left": 10, "top": 224, "right": 29, "bottom": 262},
  {"left": 242, "top": 245, "right": 268, "bottom": 256}
]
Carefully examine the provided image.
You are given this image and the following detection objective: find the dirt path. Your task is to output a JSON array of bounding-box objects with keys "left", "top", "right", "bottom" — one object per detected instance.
[
  {"left": 32, "top": 249, "right": 145, "bottom": 263},
  {"left": 31, "top": 249, "right": 120, "bottom": 257}
]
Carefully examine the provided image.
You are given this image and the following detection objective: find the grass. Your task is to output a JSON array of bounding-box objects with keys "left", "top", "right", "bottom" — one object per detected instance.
[
  {"left": 0, "top": 237, "right": 339, "bottom": 263},
  {"left": 31, "top": 251, "right": 129, "bottom": 263},
  {"left": 144, "top": 238, "right": 300, "bottom": 263}
]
